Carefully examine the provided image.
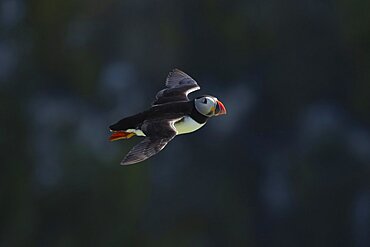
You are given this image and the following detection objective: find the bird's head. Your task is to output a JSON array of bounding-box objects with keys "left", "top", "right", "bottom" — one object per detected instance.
[{"left": 194, "top": 95, "right": 227, "bottom": 117}]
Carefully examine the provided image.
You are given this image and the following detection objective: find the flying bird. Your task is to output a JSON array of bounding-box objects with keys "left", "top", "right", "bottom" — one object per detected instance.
[{"left": 109, "top": 69, "right": 227, "bottom": 165}]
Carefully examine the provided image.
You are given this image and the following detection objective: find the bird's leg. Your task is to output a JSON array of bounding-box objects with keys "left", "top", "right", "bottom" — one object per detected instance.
[{"left": 109, "top": 131, "right": 135, "bottom": 141}]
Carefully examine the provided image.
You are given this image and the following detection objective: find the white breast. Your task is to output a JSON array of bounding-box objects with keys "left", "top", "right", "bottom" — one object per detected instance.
[{"left": 174, "top": 116, "right": 205, "bottom": 135}]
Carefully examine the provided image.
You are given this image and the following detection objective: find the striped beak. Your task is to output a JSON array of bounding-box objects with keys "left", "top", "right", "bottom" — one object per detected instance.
[{"left": 215, "top": 100, "right": 227, "bottom": 116}]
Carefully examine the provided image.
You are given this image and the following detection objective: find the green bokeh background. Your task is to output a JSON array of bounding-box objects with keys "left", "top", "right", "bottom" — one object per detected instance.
[{"left": 1, "top": 0, "right": 370, "bottom": 246}]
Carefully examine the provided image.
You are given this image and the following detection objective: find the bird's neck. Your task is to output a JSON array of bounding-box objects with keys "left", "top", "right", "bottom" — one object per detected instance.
[{"left": 190, "top": 101, "right": 209, "bottom": 124}]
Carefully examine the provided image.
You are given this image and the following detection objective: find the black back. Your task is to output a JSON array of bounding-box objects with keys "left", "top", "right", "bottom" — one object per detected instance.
[
  {"left": 109, "top": 101, "right": 208, "bottom": 131},
  {"left": 109, "top": 112, "right": 148, "bottom": 131}
]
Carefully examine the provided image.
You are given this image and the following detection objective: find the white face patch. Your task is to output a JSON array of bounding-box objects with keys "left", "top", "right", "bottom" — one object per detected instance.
[{"left": 194, "top": 96, "right": 217, "bottom": 116}]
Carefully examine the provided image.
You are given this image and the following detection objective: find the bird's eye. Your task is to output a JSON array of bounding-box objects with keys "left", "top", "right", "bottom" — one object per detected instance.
[{"left": 203, "top": 98, "right": 207, "bottom": 104}]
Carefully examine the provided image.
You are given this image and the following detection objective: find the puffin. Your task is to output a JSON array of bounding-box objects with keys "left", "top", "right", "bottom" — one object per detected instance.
[{"left": 109, "top": 69, "right": 227, "bottom": 165}]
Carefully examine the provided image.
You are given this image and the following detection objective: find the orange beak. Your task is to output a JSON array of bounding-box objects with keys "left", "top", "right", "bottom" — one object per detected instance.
[{"left": 215, "top": 100, "right": 227, "bottom": 116}]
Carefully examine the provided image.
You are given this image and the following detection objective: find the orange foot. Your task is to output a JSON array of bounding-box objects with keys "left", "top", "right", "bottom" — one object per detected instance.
[{"left": 109, "top": 131, "right": 135, "bottom": 141}]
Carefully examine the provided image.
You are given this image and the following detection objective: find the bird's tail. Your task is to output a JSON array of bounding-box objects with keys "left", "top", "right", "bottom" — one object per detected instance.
[{"left": 109, "top": 131, "right": 135, "bottom": 141}]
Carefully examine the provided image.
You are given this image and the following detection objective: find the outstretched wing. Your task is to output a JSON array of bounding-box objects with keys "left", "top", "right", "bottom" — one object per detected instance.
[
  {"left": 121, "top": 118, "right": 180, "bottom": 165},
  {"left": 152, "top": 69, "right": 200, "bottom": 105}
]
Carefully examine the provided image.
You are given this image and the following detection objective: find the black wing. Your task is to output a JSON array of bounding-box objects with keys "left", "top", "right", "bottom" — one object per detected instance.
[
  {"left": 120, "top": 118, "right": 180, "bottom": 165},
  {"left": 152, "top": 69, "right": 200, "bottom": 105}
]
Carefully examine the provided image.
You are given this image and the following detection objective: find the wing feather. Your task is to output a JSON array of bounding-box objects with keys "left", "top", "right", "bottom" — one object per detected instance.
[
  {"left": 120, "top": 118, "right": 180, "bottom": 165},
  {"left": 165, "top": 68, "right": 199, "bottom": 89},
  {"left": 121, "top": 137, "right": 174, "bottom": 165},
  {"left": 152, "top": 69, "right": 200, "bottom": 105}
]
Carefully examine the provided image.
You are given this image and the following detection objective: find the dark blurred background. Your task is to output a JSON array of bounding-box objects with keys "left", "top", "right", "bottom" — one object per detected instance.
[{"left": 1, "top": 0, "right": 370, "bottom": 246}]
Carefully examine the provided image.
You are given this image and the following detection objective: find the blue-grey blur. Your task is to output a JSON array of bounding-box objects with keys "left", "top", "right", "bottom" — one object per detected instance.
[{"left": 1, "top": 0, "right": 370, "bottom": 246}]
